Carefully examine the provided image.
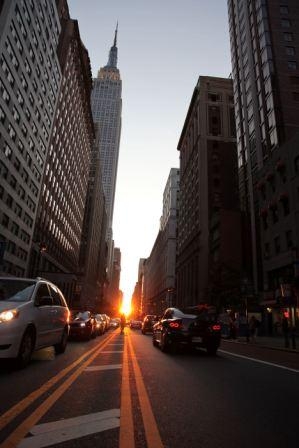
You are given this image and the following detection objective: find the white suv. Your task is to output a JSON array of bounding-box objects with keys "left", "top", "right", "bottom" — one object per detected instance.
[{"left": 0, "top": 277, "right": 70, "bottom": 368}]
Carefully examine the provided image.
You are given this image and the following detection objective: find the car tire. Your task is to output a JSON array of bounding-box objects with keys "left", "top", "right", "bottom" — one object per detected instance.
[
  {"left": 152, "top": 334, "right": 158, "bottom": 347},
  {"left": 54, "top": 327, "right": 68, "bottom": 354},
  {"left": 160, "top": 332, "right": 170, "bottom": 353},
  {"left": 16, "top": 328, "right": 34, "bottom": 369}
]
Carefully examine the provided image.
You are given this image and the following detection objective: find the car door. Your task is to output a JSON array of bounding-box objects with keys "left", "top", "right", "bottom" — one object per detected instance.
[
  {"left": 48, "top": 284, "right": 68, "bottom": 343},
  {"left": 33, "top": 283, "right": 53, "bottom": 348}
]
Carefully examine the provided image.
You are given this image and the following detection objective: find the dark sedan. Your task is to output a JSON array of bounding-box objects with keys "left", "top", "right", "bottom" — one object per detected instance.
[
  {"left": 141, "top": 315, "right": 158, "bottom": 334},
  {"left": 69, "top": 311, "right": 97, "bottom": 340},
  {"left": 152, "top": 305, "right": 221, "bottom": 355}
]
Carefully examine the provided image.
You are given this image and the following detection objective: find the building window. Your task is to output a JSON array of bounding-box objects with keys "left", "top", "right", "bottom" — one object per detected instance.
[
  {"left": 281, "top": 197, "right": 290, "bottom": 216},
  {"left": 286, "top": 46, "right": 296, "bottom": 56},
  {"left": 269, "top": 203, "right": 278, "bottom": 223},
  {"left": 286, "top": 230, "right": 293, "bottom": 249},
  {"left": 274, "top": 236, "right": 280, "bottom": 254},
  {"left": 280, "top": 6, "right": 289, "bottom": 14},
  {"left": 281, "top": 19, "right": 291, "bottom": 28},
  {"left": 0, "top": 105, "right": 5, "bottom": 124},
  {"left": 283, "top": 33, "right": 293, "bottom": 42},
  {"left": 264, "top": 242, "right": 270, "bottom": 259},
  {"left": 293, "top": 92, "right": 299, "bottom": 102},
  {"left": 288, "top": 61, "right": 297, "bottom": 70}
]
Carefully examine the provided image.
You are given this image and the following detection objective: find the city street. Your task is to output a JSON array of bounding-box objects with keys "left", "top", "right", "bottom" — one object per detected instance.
[{"left": 0, "top": 328, "right": 298, "bottom": 448}]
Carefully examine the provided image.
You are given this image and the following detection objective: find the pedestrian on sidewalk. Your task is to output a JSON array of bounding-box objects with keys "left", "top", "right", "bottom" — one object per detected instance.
[
  {"left": 282, "top": 315, "right": 290, "bottom": 348},
  {"left": 290, "top": 325, "right": 297, "bottom": 350}
]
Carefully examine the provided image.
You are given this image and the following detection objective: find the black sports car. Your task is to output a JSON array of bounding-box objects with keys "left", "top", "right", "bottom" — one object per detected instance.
[{"left": 152, "top": 305, "right": 221, "bottom": 355}]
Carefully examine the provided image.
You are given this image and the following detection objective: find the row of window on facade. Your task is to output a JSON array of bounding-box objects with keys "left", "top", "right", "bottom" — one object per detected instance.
[{"left": 264, "top": 230, "right": 293, "bottom": 259}]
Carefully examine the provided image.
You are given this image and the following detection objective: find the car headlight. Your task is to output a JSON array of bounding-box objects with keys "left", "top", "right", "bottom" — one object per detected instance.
[
  {"left": 80, "top": 322, "right": 86, "bottom": 327},
  {"left": 0, "top": 309, "right": 19, "bottom": 323}
]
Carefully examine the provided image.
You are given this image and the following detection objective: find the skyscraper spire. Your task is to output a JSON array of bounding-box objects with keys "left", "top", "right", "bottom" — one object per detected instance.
[
  {"left": 106, "top": 23, "right": 118, "bottom": 68},
  {"left": 114, "top": 22, "right": 118, "bottom": 47}
]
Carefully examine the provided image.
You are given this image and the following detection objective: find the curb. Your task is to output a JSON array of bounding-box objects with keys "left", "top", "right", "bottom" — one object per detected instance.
[{"left": 222, "top": 338, "right": 299, "bottom": 354}]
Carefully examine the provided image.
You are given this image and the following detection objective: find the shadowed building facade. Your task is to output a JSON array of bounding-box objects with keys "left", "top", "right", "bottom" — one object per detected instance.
[
  {"left": 176, "top": 76, "right": 242, "bottom": 310},
  {"left": 0, "top": 0, "right": 61, "bottom": 276},
  {"left": 228, "top": 0, "right": 299, "bottom": 326},
  {"left": 29, "top": 1, "right": 94, "bottom": 304}
]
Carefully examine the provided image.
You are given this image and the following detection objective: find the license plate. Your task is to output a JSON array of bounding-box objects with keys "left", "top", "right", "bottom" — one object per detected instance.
[{"left": 192, "top": 336, "right": 203, "bottom": 343}]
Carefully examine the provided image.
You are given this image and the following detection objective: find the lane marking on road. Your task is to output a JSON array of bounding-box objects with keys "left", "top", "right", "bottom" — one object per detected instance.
[
  {"left": 0, "top": 334, "right": 118, "bottom": 448},
  {"left": 17, "top": 409, "right": 120, "bottom": 448},
  {"left": 219, "top": 350, "right": 299, "bottom": 373},
  {"left": 101, "top": 350, "right": 124, "bottom": 353},
  {"left": 128, "top": 336, "right": 164, "bottom": 448},
  {"left": 85, "top": 364, "right": 122, "bottom": 371},
  {"left": 0, "top": 333, "right": 115, "bottom": 432},
  {"left": 119, "top": 338, "right": 135, "bottom": 448}
]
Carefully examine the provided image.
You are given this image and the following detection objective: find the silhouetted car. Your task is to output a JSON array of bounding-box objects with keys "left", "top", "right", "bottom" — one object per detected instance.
[
  {"left": 110, "top": 318, "right": 120, "bottom": 328},
  {"left": 152, "top": 305, "right": 221, "bottom": 355},
  {"left": 130, "top": 319, "right": 142, "bottom": 330},
  {"left": 69, "top": 311, "right": 97, "bottom": 340},
  {"left": 141, "top": 315, "right": 158, "bottom": 334},
  {"left": 94, "top": 314, "right": 106, "bottom": 335},
  {"left": 0, "top": 277, "right": 70, "bottom": 368}
]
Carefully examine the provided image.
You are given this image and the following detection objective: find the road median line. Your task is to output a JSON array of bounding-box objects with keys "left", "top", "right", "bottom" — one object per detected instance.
[
  {"left": 0, "top": 332, "right": 117, "bottom": 448},
  {"left": 128, "top": 335, "right": 163, "bottom": 448},
  {"left": 119, "top": 333, "right": 134, "bottom": 448}
]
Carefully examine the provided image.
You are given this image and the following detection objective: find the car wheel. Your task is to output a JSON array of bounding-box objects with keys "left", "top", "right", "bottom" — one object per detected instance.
[
  {"left": 206, "top": 345, "right": 218, "bottom": 356},
  {"left": 54, "top": 327, "right": 68, "bottom": 354},
  {"left": 160, "top": 332, "right": 170, "bottom": 353},
  {"left": 16, "top": 329, "right": 34, "bottom": 368},
  {"left": 152, "top": 333, "right": 158, "bottom": 347}
]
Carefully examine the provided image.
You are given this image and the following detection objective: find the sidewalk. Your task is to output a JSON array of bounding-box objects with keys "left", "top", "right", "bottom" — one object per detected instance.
[{"left": 222, "top": 335, "right": 299, "bottom": 353}]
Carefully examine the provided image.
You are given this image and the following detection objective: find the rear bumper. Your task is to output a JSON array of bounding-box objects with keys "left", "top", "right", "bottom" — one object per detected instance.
[{"left": 167, "top": 331, "right": 221, "bottom": 349}]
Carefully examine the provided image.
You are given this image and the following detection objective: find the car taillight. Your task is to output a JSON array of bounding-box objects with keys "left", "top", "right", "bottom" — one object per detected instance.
[
  {"left": 169, "top": 321, "right": 182, "bottom": 329},
  {"left": 212, "top": 324, "right": 221, "bottom": 331}
]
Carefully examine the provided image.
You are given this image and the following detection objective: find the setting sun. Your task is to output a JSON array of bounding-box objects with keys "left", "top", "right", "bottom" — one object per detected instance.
[{"left": 119, "top": 297, "right": 132, "bottom": 316}]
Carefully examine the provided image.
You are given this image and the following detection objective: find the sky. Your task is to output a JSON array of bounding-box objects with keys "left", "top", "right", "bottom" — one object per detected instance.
[{"left": 67, "top": 0, "right": 232, "bottom": 306}]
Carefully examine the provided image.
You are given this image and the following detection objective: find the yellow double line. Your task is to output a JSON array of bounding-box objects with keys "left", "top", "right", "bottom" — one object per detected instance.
[
  {"left": 119, "top": 331, "right": 163, "bottom": 448},
  {"left": 0, "top": 332, "right": 116, "bottom": 448},
  {"left": 1, "top": 331, "right": 163, "bottom": 448}
]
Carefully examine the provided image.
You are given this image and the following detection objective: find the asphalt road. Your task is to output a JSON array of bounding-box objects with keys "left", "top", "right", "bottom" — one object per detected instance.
[{"left": 0, "top": 328, "right": 298, "bottom": 448}]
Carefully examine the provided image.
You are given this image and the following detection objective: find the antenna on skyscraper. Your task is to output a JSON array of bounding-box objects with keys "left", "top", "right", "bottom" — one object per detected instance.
[{"left": 114, "top": 22, "right": 118, "bottom": 47}]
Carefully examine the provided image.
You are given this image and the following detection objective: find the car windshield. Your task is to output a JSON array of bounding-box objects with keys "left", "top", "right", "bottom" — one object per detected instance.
[
  {"left": 183, "top": 305, "right": 218, "bottom": 322},
  {"left": 0, "top": 279, "right": 36, "bottom": 302},
  {"left": 71, "top": 311, "right": 90, "bottom": 320}
]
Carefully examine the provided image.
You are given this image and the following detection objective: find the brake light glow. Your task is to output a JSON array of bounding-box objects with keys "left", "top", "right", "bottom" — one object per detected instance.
[
  {"left": 212, "top": 324, "right": 221, "bottom": 331},
  {"left": 169, "top": 321, "right": 181, "bottom": 329}
]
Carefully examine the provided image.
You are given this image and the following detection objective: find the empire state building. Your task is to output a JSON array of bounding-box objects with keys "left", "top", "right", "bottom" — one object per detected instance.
[{"left": 91, "top": 26, "right": 122, "bottom": 274}]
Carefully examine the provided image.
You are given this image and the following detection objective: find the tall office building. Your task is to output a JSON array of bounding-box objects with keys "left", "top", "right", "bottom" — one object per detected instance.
[
  {"left": 228, "top": 0, "right": 299, "bottom": 290},
  {"left": 29, "top": 1, "right": 94, "bottom": 303},
  {"left": 0, "top": 0, "right": 61, "bottom": 276},
  {"left": 176, "top": 76, "right": 241, "bottom": 309},
  {"left": 144, "top": 168, "right": 179, "bottom": 315},
  {"left": 90, "top": 26, "right": 122, "bottom": 281}
]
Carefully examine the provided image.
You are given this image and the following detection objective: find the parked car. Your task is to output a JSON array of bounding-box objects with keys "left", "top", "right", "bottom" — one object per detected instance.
[
  {"left": 98, "top": 314, "right": 110, "bottom": 332},
  {"left": 0, "top": 277, "right": 70, "bottom": 368},
  {"left": 110, "top": 318, "right": 120, "bottom": 328},
  {"left": 130, "top": 319, "right": 142, "bottom": 330},
  {"left": 152, "top": 305, "right": 221, "bottom": 355},
  {"left": 94, "top": 313, "right": 106, "bottom": 335},
  {"left": 141, "top": 315, "right": 158, "bottom": 334},
  {"left": 69, "top": 310, "right": 97, "bottom": 340}
]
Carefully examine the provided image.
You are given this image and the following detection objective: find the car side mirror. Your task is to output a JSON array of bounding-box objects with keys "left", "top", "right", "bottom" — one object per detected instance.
[{"left": 36, "top": 296, "right": 53, "bottom": 306}]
